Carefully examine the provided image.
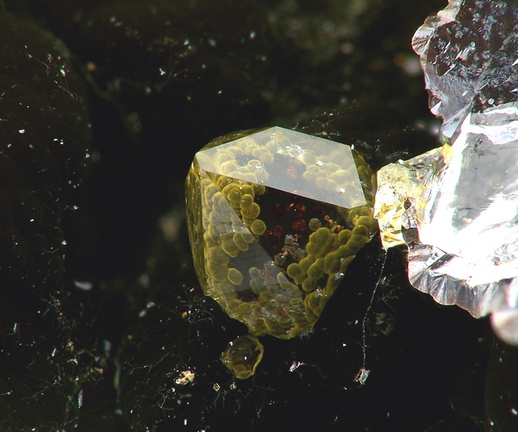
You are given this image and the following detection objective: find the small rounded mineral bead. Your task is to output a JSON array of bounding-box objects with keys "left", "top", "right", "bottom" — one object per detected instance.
[
  {"left": 227, "top": 268, "right": 244, "bottom": 285},
  {"left": 302, "top": 277, "right": 317, "bottom": 292},
  {"left": 352, "top": 224, "right": 369, "bottom": 237},
  {"left": 226, "top": 145, "right": 244, "bottom": 157},
  {"left": 338, "top": 229, "right": 352, "bottom": 244},
  {"left": 308, "top": 218, "right": 321, "bottom": 231},
  {"left": 298, "top": 257, "right": 312, "bottom": 274},
  {"left": 311, "top": 227, "right": 331, "bottom": 244},
  {"left": 208, "top": 246, "right": 229, "bottom": 264},
  {"left": 322, "top": 162, "right": 340, "bottom": 173},
  {"left": 214, "top": 150, "right": 234, "bottom": 166},
  {"left": 240, "top": 194, "right": 254, "bottom": 208},
  {"left": 250, "top": 219, "right": 266, "bottom": 236},
  {"left": 303, "top": 170, "right": 318, "bottom": 182},
  {"left": 287, "top": 263, "right": 301, "bottom": 278},
  {"left": 208, "top": 262, "right": 228, "bottom": 281},
  {"left": 307, "top": 260, "right": 324, "bottom": 279},
  {"left": 225, "top": 186, "right": 242, "bottom": 203},
  {"left": 233, "top": 234, "right": 249, "bottom": 251},
  {"left": 241, "top": 231, "right": 256, "bottom": 243},
  {"left": 221, "top": 237, "right": 239, "bottom": 257},
  {"left": 324, "top": 252, "right": 340, "bottom": 274},
  {"left": 306, "top": 241, "right": 319, "bottom": 256},
  {"left": 242, "top": 202, "right": 260, "bottom": 219},
  {"left": 241, "top": 184, "right": 255, "bottom": 196},
  {"left": 302, "top": 150, "right": 317, "bottom": 165},
  {"left": 253, "top": 184, "right": 266, "bottom": 195}
]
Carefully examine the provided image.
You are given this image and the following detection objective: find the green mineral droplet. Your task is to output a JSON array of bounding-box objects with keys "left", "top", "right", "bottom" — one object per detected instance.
[{"left": 220, "top": 335, "right": 264, "bottom": 379}]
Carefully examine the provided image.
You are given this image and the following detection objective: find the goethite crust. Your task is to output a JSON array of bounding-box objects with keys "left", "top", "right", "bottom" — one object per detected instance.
[{"left": 186, "top": 126, "right": 377, "bottom": 340}]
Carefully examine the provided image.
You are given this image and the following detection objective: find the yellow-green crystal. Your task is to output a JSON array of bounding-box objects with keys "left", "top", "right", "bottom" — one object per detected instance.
[
  {"left": 186, "top": 127, "right": 377, "bottom": 340},
  {"left": 373, "top": 144, "right": 453, "bottom": 249},
  {"left": 220, "top": 335, "right": 264, "bottom": 380}
]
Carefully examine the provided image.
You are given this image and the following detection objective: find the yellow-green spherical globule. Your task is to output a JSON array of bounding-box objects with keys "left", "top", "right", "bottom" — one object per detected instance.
[
  {"left": 307, "top": 258, "right": 324, "bottom": 280},
  {"left": 227, "top": 267, "right": 244, "bottom": 285},
  {"left": 241, "top": 202, "right": 260, "bottom": 220},
  {"left": 324, "top": 251, "right": 341, "bottom": 274},
  {"left": 250, "top": 219, "right": 266, "bottom": 236},
  {"left": 233, "top": 233, "right": 249, "bottom": 252},
  {"left": 220, "top": 335, "right": 264, "bottom": 379},
  {"left": 239, "top": 194, "right": 254, "bottom": 213},
  {"left": 207, "top": 261, "right": 228, "bottom": 283},
  {"left": 208, "top": 246, "right": 229, "bottom": 265},
  {"left": 308, "top": 217, "right": 322, "bottom": 231},
  {"left": 221, "top": 236, "right": 239, "bottom": 257}
]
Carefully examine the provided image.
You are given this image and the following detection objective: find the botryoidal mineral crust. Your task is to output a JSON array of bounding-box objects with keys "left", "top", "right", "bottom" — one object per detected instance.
[{"left": 186, "top": 127, "right": 377, "bottom": 339}]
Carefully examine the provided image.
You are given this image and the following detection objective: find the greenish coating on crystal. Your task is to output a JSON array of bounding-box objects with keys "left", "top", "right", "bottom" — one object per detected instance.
[
  {"left": 220, "top": 335, "right": 264, "bottom": 379},
  {"left": 186, "top": 127, "right": 377, "bottom": 346}
]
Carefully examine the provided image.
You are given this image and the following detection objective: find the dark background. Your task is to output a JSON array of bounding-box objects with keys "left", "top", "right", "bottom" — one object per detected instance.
[{"left": 0, "top": 0, "right": 516, "bottom": 431}]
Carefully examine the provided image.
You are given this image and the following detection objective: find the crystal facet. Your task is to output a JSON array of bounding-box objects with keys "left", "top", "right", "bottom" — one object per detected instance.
[{"left": 186, "top": 127, "right": 377, "bottom": 339}]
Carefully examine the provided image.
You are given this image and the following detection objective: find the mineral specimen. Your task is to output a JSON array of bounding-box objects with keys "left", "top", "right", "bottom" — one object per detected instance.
[
  {"left": 186, "top": 127, "right": 377, "bottom": 340},
  {"left": 411, "top": 0, "right": 518, "bottom": 139},
  {"left": 220, "top": 335, "right": 264, "bottom": 380},
  {"left": 375, "top": 0, "right": 518, "bottom": 344}
]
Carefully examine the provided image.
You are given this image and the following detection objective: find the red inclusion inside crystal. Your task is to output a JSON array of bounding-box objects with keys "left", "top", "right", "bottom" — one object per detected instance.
[
  {"left": 268, "top": 203, "right": 284, "bottom": 219},
  {"left": 292, "top": 219, "right": 307, "bottom": 235},
  {"left": 287, "top": 202, "right": 307, "bottom": 217}
]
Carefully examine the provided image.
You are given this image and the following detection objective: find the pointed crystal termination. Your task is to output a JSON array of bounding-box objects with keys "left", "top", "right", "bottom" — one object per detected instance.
[{"left": 186, "top": 126, "right": 377, "bottom": 339}]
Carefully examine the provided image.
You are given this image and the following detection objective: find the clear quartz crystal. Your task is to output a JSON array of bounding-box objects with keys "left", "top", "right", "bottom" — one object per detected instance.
[{"left": 375, "top": 0, "right": 518, "bottom": 344}]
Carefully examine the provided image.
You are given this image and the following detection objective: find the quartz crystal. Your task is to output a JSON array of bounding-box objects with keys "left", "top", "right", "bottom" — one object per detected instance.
[
  {"left": 412, "top": 0, "right": 518, "bottom": 139},
  {"left": 375, "top": 0, "right": 518, "bottom": 344},
  {"left": 375, "top": 105, "right": 518, "bottom": 316},
  {"left": 186, "top": 127, "right": 377, "bottom": 339}
]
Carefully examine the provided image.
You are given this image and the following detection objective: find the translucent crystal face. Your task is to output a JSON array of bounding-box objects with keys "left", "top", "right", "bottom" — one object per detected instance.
[
  {"left": 186, "top": 127, "right": 377, "bottom": 339},
  {"left": 375, "top": 103, "right": 518, "bottom": 333}
]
